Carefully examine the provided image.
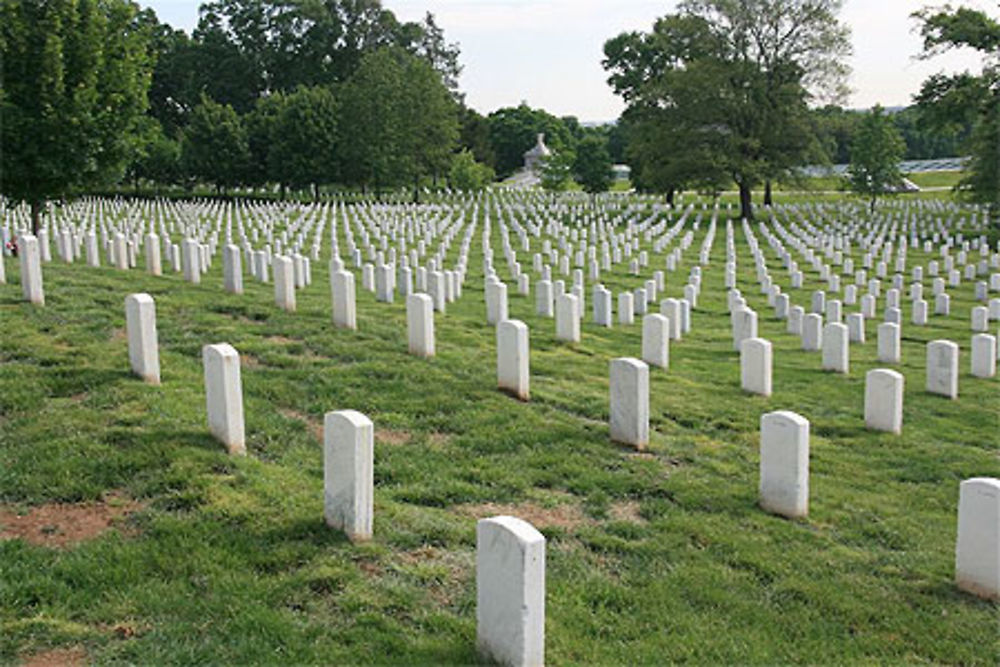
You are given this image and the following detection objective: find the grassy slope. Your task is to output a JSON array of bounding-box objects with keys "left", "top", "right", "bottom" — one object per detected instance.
[{"left": 0, "top": 199, "right": 997, "bottom": 664}]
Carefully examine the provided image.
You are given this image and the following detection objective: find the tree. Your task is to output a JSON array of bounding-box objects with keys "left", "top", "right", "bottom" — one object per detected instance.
[
  {"left": 487, "top": 104, "right": 577, "bottom": 179},
  {"left": 848, "top": 106, "right": 905, "bottom": 213},
  {"left": 449, "top": 150, "right": 494, "bottom": 191},
  {"left": 338, "top": 47, "right": 458, "bottom": 196},
  {"left": 604, "top": 1, "right": 851, "bottom": 219},
  {"left": 574, "top": 135, "right": 613, "bottom": 195},
  {"left": 268, "top": 86, "right": 340, "bottom": 198},
  {"left": 181, "top": 96, "right": 250, "bottom": 194},
  {"left": 914, "top": 5, "right": 1000, "bottom": 211},
  {"left": 539, "top": 152, "right": 574, "bottom": 194},
  {"left": 1, "top": 0, "right": 152, "bottom": 232},
  {"left": 125, "top": 116, "right": 181, "bottom": 190}
]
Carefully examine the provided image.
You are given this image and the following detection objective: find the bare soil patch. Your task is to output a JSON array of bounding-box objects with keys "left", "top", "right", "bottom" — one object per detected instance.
[
  {"left": 0, "top": 492, "right": 144, "bottom": 549},
  {"left": 376, "top": 428, "right": 411, "bottom": 446},
  {"left": 108, "top": 328, "right": 126, "bottom": 343},
  {"left": 279, "top": 408, "right": 323, "bottom": 442},
  {"left": 19, "top": 646, "right": 87, "bottom": 667},
  {"left": 610, "top": 500, "right": 645, "bottom": 523},
  {"left": 453, "top": 500, "right": 587, "bottom": 531}
]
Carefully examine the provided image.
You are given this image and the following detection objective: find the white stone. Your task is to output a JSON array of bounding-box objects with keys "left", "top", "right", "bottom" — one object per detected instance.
[
  {"left": 972, "top": 306, "right": 989, "bottom": 332},
  {"left": 822, "top": 323, "right": 849, "bottom": 373},
  {"left": 865, "top": 369, "right": 904, "bottom": 434},
  {"left": 376, "top": 264, "right": 395, "bottom": 303},
  {"left": 114, "top": 233, "right": 128, "bottom": 270},
  {"left": 955, "top": 478, "right": 1000, "bottom": 600},
  {"left": 497, "top": 319, "right": 530, "bottom": 400},
  {"left": 203, "top": 343, "right": 245, "bottom": 455},
  {"left": 406, "top": 293, "right": 435, "bottom": 358},
  {"left": 145, "top": 233, "right": 162, "bottom": 276},
  {"left": 847, "top": 313, "right": 865, "bottom": 343},
  {"left": 274, "top": 255, "right": 296, "bottom": 312},
  {"left": 182, "top": 238, "right": 201, "bottom": 284},
  {"left": 641, "top": 314, "right": 670, "bottom": 369},
  {"left": 324, "top": 410, "right": 374, "bottom": 542},
  {"left": 609, "top": 358, "right": 649, "bottom": 449},
  {"left": 223, "top": 244, "right": 243, "bottom": 294},
  {"left": 18, "top": 235, "right": 44, "bottom": 305},
  {"left": 741, "top": 337, "right": 772, "bottom": 397},
  {"left": 935, "top": 293, "right": 951, "bottom": 316},
  {"left": 787, "top": 306, "right": 804, "bottom": 335},
  {"left": 732, "top": 308, "right": 758, "bottom": 352},
  {"left": 759, "top": 411, "right": 809, "bottom": 518},
  {"left": 331, "top": 270, "right": 357, "bottom": 330},
  {"left": 926, "top": 339, "right": 959, "bottom": 399},
  {"left": 802, "top": 314, "right": 823, "bottom": 351},
  {"left": 913, "top": 299, "right": 928, "bottom": 325},
  {"left": 877, "top": 322, "right": 901, "bottom": 364},
  {"left": 476, "top": 516, "right": 546, "bottom": 667},
  {"left": 971, "top": 334, "right": 996, "bottom": 378},
  {"left": 661, "top": 299, "right": 682, "bottom": 340},
  {"left": 618, "top": 292, "right": 634, "bottom": 325},
  {"left": 487, "top": 281, "right": 509, "bottom": 325},
  {"left": 536, "top": 280, "right": 554, "bottom": 317},
  {"left": 125, "top": 293, "right": 160, "bottom": 384},
  {"left": 555, "top": 294, "right": 580, "bottom": 342}
]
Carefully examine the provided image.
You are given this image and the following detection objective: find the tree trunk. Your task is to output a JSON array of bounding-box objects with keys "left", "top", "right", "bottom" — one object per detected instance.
[
  {"left": 312, "top": 183, "right": 319, "bottom": 201},
  {"left": 665, "top": 188, "right": 675, "bottom": 206},
  {"left": 413, "top": 178, "right": 420, "bottom": 204},
  {"left": 764, "top": 180, "right": 773, "bottom": 207},
  {"left": 738, "top": 180, "right": 754, "bottom": 220},
  {"left": 30, "top": 199, "right": 43, "bottom": 235},
  {"left": 870, "top": 194, "right": 877, "bottom": 214}
]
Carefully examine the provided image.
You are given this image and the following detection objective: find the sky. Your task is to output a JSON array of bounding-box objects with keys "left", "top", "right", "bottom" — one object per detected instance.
[{"left": 142, "top": 0, "right": 994, "bottom": 122}]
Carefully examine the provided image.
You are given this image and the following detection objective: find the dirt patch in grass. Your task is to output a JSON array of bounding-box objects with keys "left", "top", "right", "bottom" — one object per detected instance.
[
  {"left": 279, "top": 408, "right": 323, "bottom": 442},
  {"left": 453, "top": 500, "right": 587, "bottom": 530},
  {"left": 266, "top": 335, "right": 301, "bottom": 345},
  {"left": 20, "top": 646, "right": 87, "bottom": 667},
  {"left": 609, "top": 500, "right": 645, "bottom": 523},
  {"left": 240, "top": 354, "right": 261, "bottom": 368},
  {"left": 376, "top": 428, "right": 411, "bottom": 446},
  {"left": 397, "top": 545, "right": 473, "bottom": 606},
  {"left": 108, "top": 328, "right": 126, "bottom": 343},
  {"left": 0, "top": 492, "right": 144, "bottom": 549},
  {"left": 428, "top": 432, "right": 450, "bottom": 447}
]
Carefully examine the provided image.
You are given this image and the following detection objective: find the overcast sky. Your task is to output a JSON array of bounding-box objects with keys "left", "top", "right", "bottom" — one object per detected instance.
[{"left": 142, "top": 0, "right": 993, "bottom": 122}]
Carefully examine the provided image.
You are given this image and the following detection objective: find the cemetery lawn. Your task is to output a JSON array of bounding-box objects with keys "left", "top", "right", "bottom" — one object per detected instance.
[{"left": 1, "top": 214, "right": 997, "bottom": 664}]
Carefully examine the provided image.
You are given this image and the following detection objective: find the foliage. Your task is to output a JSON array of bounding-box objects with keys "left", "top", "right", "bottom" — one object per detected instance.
[
  {"left": 126, "top": 116, "right": 182, "bottom": 188},
  {"left": 181, "top": 96, "right": 250, "bottom": 193},
  {"left": 847, "top": 106, "right": 906, "bottom": 212},
  {"left": 458, "top": 106, "right": 496, "bottom": 169},
  {"left": 0, "top": 0, "right": 152, "bottom": 230},
  {"left": 487, "top": 104, "right": 577, "bottom": 179},
  {"left": 573, "top": 135, "right": 613, "bottom": 195},
  {"left": 448, "top": 150, "right": 494, "bottom": 191},
  {"left": 605, "top": 0, "right": 851, "bottom": 218},
  {"left": 539, "top": 151, "right": 575, "bottom": 192},
  {"left": 338, "top": 47, "right": 458, "bottom": 193},
  {"left": 267, "top": 86, "right": 340, "bottom": 196},
  {"left": 914, "top": 4, "right": 1000, "bottom": 210}
]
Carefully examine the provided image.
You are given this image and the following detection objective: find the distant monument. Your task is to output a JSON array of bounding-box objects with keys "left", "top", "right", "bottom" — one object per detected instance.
[{"left": 523, "top": 133, "right": 551, "bottom": 172}]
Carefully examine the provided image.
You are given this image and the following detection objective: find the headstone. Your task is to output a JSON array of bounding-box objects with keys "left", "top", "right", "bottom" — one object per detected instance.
[
  {"left": 406, "top": 293, "right": 435, "bottom": 358},
  {"left": 182, "top": 238, "right": 201, "bottom": 284},
  {"left": 972, "top": 306, "right": 989, "bottom": 332},
  {"left": 971, "top": 334, "right": 996, "bottom": 378},
  {"left": 802, "top": 313, "right": 823, "bottom": 351},
  {"left": 609, "top": 358, "right": 649, "bottom": 449},
  {"left": 497, "top": 319, "right": 530, "bottom": 400},
  {"left": 536, "top": 280, "right": 554, "bottom": 317},
  {"left": 741, "top": 337, "right": 772, "bottom": 397},
  {"left": 203, "top": 343, "right": 245, "bottom": 455},
  {"left": 18, "top": 234, "right": 44, "bottom": 305},
  {"left": 877, "top": 322, "right": 901, "bottom": 364},
  {"left": 487, "top": 281, "right": 509, "bottom": 325},
  {"left": 913, "top": 299, "right": 928, "bottom": 325},
  {"left": 125, "top": 293, "right": 160, "bottom": 385},
  {"left": 926, "top": 340, "right": 959, "bottom": 399},
  {"left": 641, "top": 314, "right": 669, "bottom": 369},
  {"left": 787, "top": 306, "right": 804, "bottom": 335},
  {"left": 955, "top": 478, "right": 1000, "bottom": 600},
  {"left": 376, "top": 264, "right": 395, "bottom": 303},
  {"left": 323, "top": 410, "right": 374, "bottom": 542},
  {"left": 661, "top": 299, "right": 682, "bottom": 339},
  {"left": 274, "top": 255, "right": 296, "bottom": 312},
  {"left": 864, "top": 369, "right": 904, "bottom": 434},
  {"left": 759, "top": 411, "right": 809, "bottom": 519},
  {"left": 223, "top": 244, "right": 243, "bottom": 295},
  {"left": 476, "top": 516, "right": 546, "bottom": 667},
  {"left": 847, "top": 312, "right": 865, "bottom": 343},
  {"left": 618, "top": 292, "right": 634, "bottom": 325},
  {"left": 331, "top": 270, "right": 357, "bottom": 330},
  {"left": 822, "top": 323, "right": 849, "bottom": 373},
  {"left": 145, "top": 233, "right": 162, "bottom": 276},
  {"left": 114, "top": 233, "right": 128, "bottom": 270},
  {"left": 555, "top": 294, "right": 580, "bottom": 342}
]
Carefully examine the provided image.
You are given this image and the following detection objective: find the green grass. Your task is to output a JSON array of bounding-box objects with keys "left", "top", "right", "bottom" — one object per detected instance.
[
  {"left": 906, "top": 171, "right": 966, "bottom": 189},
  {"left": 0, "top": 196, "right": 997, "bottom": 664}
]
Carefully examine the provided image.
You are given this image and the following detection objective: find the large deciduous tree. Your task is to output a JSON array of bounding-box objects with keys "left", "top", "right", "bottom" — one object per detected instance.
[
  {"left": 914, "top": 5, "right": 1000, "bottom": 213},
  {"left": 848, "top": 105, "right": 906, "bottom": 213},
  {"left": 487, "top": 104, "right": 577, "bottom": 179},
  {"left": 1, "top": 0, "right": 152, "bottom": 232},
  {"left": 181, "top": 95, "right": 250, "bottom": 194},
  {"left": 574, "top": 135, "right": 613, "bottom": 196},
  {"left": 604, "top": 0, "right": 850, "bottom": 219},
  {"left": 268, "top": 86, "right": 340, "bottom": 199}
]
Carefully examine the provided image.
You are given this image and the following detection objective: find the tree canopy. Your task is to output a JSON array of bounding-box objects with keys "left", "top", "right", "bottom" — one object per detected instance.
[
  {"left": 1, "top": 0, "right": 152, "bottom": 230},
  {"left": 604, "top": 0, "right": 851, "bottom": 218},
  {"left": 848, "top": 105, "right": 906, "bottom": 212}
]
